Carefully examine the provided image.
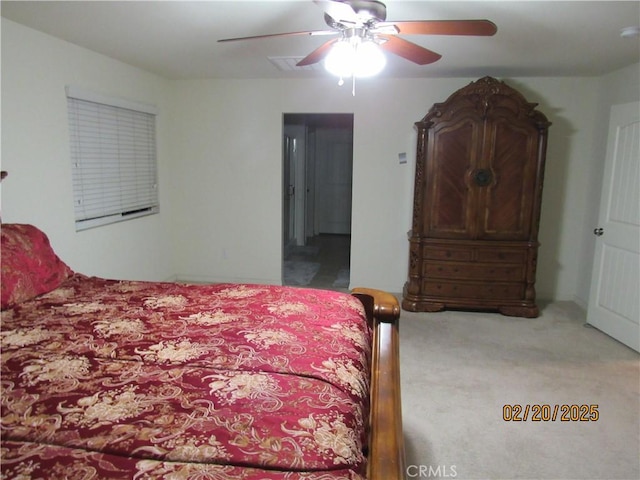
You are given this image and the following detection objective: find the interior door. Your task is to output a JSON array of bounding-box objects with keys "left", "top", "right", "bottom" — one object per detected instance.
[
  {"left": 283, "top": 124, "right": 307, "bottom": 249},
  {"left": 315, "top": 128, "right": 353, "bottom": 234},
  {"left": 587, "top": 101, "right": 639, "bottom": 352}
]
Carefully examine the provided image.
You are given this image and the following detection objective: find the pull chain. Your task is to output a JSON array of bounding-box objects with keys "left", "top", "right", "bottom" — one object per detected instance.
[{"left": 335, "top": 76, "right": 357, "bottom": 96}]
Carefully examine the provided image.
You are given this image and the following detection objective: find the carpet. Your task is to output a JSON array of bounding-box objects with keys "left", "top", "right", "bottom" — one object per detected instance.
[
  {"left": 399, "top": 300, "right": 640, "bottom": 479},
  {"left": 283, "top": 261, "right": 320, "bottom": 286},
  {"left": 332, "top": 268, "right": 350, "bottom": 288}
]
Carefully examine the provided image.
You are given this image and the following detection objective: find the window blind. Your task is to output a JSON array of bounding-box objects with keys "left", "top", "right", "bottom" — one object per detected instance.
[{"left": 66, "top": 87, "right": 158, "bottom": 231}]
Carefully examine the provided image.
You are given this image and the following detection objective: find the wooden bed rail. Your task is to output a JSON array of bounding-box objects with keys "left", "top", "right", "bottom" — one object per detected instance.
[{"left": 351, "top": 288, "right": 405, "bottom": 480}]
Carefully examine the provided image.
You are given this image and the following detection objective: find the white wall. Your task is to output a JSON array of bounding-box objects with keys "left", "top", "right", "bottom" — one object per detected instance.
[
  {"left": 167, "top": 76, "right": 606, "bottom": 299},
  {"left": 1, "top": 19, "right": 175, "bottom": 280},
  {"left": 166, "top": 79, "right": 288, "bottom": 284},
  {"left": 3, "top": 19, "right": 638, "bottom": 302}
]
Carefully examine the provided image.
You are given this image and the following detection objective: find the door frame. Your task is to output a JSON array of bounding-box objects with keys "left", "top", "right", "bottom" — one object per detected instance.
[{"left": 281, "top": 113, "right": 354, "bottom": 286}]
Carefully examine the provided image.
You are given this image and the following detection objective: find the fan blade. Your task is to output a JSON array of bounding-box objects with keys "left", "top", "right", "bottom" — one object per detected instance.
[
  {"left": 382, "top": 19, "right": 497, "bottom": 36},
  {"left": 379, "top": 35, "right": 442, "bottom": 65},
  {"left": 296, "top": 38, "right": 339, "bottom": 66},
  {"left": 313, "top": 0, "right": 358, "bottom": 24},
  {"left": 218, "top": 30, "right": 336, "bottom": 43}
]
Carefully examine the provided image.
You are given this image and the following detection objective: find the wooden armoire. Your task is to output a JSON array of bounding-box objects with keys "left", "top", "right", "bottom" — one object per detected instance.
[{"left": 402, "top": 77, "right": 551, "bottom": 318}]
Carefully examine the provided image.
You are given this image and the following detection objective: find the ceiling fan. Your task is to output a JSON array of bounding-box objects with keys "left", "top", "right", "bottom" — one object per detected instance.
[{"left": 218, "top": 0, "right": 497, "bottom": 69}]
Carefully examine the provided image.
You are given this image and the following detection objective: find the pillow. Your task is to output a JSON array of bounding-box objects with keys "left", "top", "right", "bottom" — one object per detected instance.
[{"left": 1, "top": 224, "right": 73, "bottom": 310}]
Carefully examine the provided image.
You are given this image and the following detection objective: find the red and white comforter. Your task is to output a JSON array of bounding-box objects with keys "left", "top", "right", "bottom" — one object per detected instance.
[{"left": 1, "top": 276, "right": 371, "bottom": 479}]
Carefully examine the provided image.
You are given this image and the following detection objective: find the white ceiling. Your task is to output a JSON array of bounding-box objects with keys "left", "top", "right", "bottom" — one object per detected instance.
[{"left": 2, "top": 1, "right": 639, "bottom": 80}]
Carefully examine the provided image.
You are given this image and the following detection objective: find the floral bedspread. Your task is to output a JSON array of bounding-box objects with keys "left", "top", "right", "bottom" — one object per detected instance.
[{"left": 1, "top": 275, "right": 371, "bottom": 479}]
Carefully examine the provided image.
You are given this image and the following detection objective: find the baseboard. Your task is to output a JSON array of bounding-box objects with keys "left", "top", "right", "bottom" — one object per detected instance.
[
  {"left": 572, "top": 295, "right": 588, "bottom": 312},
  {"left": 174, "top": 274, "right": 282, "bottom": 286}
]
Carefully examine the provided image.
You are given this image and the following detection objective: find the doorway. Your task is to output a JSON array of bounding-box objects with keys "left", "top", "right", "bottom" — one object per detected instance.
[{"left": 282, "top": 113, "right": 354, "bottom": 291}]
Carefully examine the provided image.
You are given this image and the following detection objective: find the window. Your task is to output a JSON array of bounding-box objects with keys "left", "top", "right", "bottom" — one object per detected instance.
[{"left": 66, "top": 86, "right": 159, "bottom": 231}]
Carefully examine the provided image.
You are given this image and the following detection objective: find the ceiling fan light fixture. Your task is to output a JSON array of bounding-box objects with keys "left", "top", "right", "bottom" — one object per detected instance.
[
  {"left": 354, "top": 39, "right": 386, "bottom": 76},
  {"left": 324, "top": 40, "right": 356, "bottom": 77},
  {"left": 324, "top": 36, "right": 386, "bottom": 78}
]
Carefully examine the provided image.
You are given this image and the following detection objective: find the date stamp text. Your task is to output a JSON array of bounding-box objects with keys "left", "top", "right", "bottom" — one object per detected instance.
[{"left": 503, "top": 404, "right": 599, "bottom": 422}]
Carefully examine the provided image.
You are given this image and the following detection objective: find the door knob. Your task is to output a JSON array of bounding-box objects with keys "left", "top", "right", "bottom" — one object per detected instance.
[{"left": 593, "top": 227, "right": 604, "bottom": 236}]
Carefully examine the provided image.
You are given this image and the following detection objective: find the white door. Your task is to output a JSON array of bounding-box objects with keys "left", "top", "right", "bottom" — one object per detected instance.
[
  {"left": 283, "top": 134, "right": 296, "bottom": 248},
  {"left": 315, "top": 128, "right": 353, "bottom": 234},
  {"left": 283, "top": 125, "right": 307, "bottom": 247},
  {"left": 587, "top": 102, "right": 640, "bottom": 352}
]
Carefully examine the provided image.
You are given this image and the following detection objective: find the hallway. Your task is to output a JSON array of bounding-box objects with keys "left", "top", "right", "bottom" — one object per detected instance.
[{"left": 283, "top": 234, "right": 351, "bottom": 292}]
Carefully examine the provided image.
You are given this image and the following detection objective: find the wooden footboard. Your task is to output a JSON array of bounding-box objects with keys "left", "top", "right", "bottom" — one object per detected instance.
[{"left": 351, "top": 288, "right": 405, "bottom": 480}]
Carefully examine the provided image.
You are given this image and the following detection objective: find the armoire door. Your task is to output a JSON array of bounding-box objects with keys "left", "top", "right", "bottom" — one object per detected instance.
[
  {"left": 423, "top": 116, "right": 482, "bottom": 239},
  {"left": 479, "top": 117, "right": 541, "bottom": 240},
  {"left": 587, "top": 101, "right": 639, "bottom": 352}
]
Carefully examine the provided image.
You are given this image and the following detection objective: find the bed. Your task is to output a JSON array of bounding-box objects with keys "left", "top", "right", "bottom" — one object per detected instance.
[{"left": 0, "top": 222, "right": 404, "bottom": 479}]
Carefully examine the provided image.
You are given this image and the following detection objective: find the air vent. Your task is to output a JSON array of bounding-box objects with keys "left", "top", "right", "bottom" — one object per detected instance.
[{"left": 268, "top": 56, "right": 324, "bottom": 72}]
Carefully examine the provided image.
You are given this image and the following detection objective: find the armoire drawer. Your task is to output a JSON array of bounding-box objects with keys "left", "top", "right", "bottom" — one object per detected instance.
[
  {"left": 476, "top": 248, "right": 527, "bottom": 264},
  {"left": 422, "top": 280, "right": 525, "bottom": 300},
  {"left": 423, "top": 261, "right": 525, "bottom": 281},
  {"left": 423, "top": 247, "right": 472, "bottom": 262},
  {"left": 424, "top": 245, "right": 528, "bottom": 264}
]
